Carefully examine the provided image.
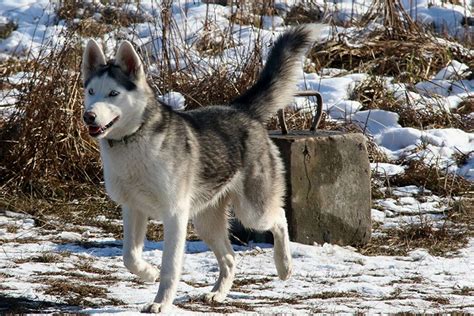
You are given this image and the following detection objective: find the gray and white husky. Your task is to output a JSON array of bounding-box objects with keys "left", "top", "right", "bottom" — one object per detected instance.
[{"left": 82, "top": 25, "right": 321, "bottom": 312}]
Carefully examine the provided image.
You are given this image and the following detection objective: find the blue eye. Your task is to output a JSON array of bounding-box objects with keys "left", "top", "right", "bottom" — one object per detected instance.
[
  {"left": 109, "top": 90, "right": 120, "bottom": 97},
  {"left": 88, "top": 88, "right": 95, "bottom": 95}
]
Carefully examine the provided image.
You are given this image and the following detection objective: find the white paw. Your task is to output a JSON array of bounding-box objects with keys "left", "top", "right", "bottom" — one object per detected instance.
[
  {"left": 203, "top": 291, "right": 226, "bottom": 303},
  {"left": 141, "top": 302, "right": 171, "bottom": 313},
  {"left": 140, "top": 266, "right": 160, "bottom": 283},
  {"left": 277, "top": 261, "right": 293, "bottom": 280}
]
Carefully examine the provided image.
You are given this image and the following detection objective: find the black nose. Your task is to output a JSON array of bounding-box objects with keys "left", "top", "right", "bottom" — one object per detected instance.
[{"left": 83, "top": 111, "right": 96, "bottom": 125}]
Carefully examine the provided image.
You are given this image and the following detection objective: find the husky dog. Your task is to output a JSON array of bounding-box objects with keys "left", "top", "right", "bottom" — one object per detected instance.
[{"left": 82, "top": 25, "right": 321, "bottom": 312}]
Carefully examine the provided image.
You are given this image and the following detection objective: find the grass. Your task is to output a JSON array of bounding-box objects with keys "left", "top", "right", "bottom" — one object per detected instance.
[
  {"left": 0, "top": 294, "right": 71, "bottom": 313},
  {"left": 351, "top": 76, "right": 469, "bottom": 131},
  {"left": 284, "top": 2, "right": 323, "bottom": 25},
  {"left": 390, "top": 159, "right": 471, "bottom": 197},
  {"left": 177, "top": 290, "right": 361, "bottom": 313},
  {"left": 359, "top": 219, "right": 469, "bottom": 257},
  {"left": 14, "top": 253, "right": 64, "bottom": 264},
  {"left": 41, "top": 278, "right": 122, "bottom": 307},
  {"left": 0, "top": 21, "right": 17, "bottom": 39}
]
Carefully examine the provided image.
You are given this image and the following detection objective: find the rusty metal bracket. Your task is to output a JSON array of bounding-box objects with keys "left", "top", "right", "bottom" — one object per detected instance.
[{"left": 277, "top": 90, "right": 323, "bottom": 134}]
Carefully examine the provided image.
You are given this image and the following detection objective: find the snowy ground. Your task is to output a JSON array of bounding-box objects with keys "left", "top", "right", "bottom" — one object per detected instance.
[
  {"left": 1, "top": 0, "right": 473, "bottom": 314},
  {"left": 1, "top": 207, "right": 474, "bottom": 314}
]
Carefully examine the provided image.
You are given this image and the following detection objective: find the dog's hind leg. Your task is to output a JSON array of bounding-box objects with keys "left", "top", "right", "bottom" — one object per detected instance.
[
  {"left": 270, "top": 208, "right": 293, "bottom": 280},
  {"left": 234, "top": 143, "right": 292, "bottom": 280},
  {"left": 193, "top": 200, "right": 235, "bottom": 303},
  {"left": 122, "top": 206, "right": 160, "bottom": 282}
]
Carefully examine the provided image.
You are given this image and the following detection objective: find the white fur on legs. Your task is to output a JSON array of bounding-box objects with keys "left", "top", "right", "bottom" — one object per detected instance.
[
  {"left": 122, "top": 207, "right": 160, "bottom": 282},
  {"left": 193, "top": 204, "right": 235, "bottom": 303},
  {"left": 271, "top": 209, "right": 293, "bottom": 280},
  {"left": 143, "top": 206, "right": 189, "bottom": 313}
]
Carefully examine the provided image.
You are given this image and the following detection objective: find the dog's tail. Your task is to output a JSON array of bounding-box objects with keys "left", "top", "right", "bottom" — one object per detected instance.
[{"left": 231, "top": 24, "right": 324, "bottom": 123}]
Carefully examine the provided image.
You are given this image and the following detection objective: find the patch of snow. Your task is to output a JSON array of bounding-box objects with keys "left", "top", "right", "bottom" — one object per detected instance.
[
  {"left": 158, "top": 92, "right": 186, "bottom": 111},
  {"left": 371, "top": 163, "right": 405, "bottom": 176}
]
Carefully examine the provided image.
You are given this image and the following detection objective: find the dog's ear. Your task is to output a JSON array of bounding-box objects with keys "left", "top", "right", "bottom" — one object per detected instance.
[
  {"left": 114, "top": 41, "right": 144, "bottom": 80},
  {"left": 82, "top": 39, "right": 106, "bottom": 85}
]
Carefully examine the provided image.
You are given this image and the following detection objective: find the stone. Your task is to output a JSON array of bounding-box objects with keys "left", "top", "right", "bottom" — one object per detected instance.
[{"left": 270, "top": 131, "right": 371, "bottom": 246}]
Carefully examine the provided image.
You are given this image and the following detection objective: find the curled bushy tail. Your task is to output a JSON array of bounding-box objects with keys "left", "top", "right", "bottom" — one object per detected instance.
[{"left": 232, "top": 24, "right": 325, "bottom": 123}]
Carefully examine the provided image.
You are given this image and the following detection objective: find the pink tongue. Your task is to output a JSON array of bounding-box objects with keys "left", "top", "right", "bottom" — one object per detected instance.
[{"left": 89, "top": 126, "right": 102, "bottom": 135}]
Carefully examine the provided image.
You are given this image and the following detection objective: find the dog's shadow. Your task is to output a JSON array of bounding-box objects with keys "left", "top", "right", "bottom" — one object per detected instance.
[{"left": 54, "top": 239, "right": 272, "bottom": 258}]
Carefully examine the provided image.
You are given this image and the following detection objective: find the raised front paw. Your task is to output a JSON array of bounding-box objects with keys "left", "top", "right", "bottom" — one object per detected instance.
[
  {"left": 141, "top": 302, "right": 171, "bottom": 313},
  {"left": 124, "top": 258, "right": 160, "bottom": 283},
  {"left": 140, "top": 265, "right": 160, "bottom": 283}
]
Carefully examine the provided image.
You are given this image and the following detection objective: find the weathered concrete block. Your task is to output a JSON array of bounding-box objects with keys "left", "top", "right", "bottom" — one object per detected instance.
[{"left": 270, "top": 131, "right": 371, "bottom": 246}]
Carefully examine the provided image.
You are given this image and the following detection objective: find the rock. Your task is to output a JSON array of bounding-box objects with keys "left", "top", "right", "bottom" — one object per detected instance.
[{"left": 271, "top": 131, "right": 371, "bottom": 246}]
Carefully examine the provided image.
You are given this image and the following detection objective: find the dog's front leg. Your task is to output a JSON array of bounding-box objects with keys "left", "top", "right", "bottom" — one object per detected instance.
[
  {"left": 122, "top": 206, "right": 160, "bottom": 282},
  {"left": 142, "top": 208, "right": 189, "bottom": 313}
]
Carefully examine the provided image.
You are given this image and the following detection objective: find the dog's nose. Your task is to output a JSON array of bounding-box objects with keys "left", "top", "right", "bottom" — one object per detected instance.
[{"left": 83, "top": 111, "right": 96, "bottom": 125}]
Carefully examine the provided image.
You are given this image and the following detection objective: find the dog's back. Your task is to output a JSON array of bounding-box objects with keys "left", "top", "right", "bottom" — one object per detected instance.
[{"left": 176, "top": 25, "right": 323, "bottom": 212}]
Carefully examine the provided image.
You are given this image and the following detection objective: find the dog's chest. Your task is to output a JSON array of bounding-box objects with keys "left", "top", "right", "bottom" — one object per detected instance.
[{"left": 100, "top": 143, "right": 167, "bottom": 212}]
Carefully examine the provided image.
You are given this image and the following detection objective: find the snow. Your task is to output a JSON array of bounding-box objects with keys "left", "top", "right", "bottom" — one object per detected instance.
[
  {"left": 371, "top": 163, "right": 405, "bottom": 176},
  {"left": 1, "top": 209, "right": 473, "bottom": 314},
  {"left": 158, "top": 92, "right": 186, "bottom": 111},
  {"left": 1, "top": 0, "right": 473, "bottom": 313}
]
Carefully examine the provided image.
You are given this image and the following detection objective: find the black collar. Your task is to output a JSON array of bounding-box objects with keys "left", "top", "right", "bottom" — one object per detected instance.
[{"left": 106, "top": 123, "right": 145, "bottom": 148}]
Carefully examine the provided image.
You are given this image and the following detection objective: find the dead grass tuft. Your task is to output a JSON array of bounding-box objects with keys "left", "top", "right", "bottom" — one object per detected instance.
[
  {"left": 284, "top": 3, "right": 323, "bottom": 25},
  {"left": 42, "top": 278, "right": 113, "bottom": 307},
  {"left": 232, "top": 277, "right": 272, "bottom": 290},
  {"left": 228, "top": 1, "right": 278, "bottom": 28},
  {"left": 14, "top": 253, "right": 63, "bottom": 264},
  {"left": 75, "top": 18, "right": 112, "bottom": 37},
  {"left": 154, "top": 51, "right": 261, "bottom": 109},
  {"left": 452, "top": 286, "right": 473, "bottom": 296},
  {"left": 425, "top": 296, "right": 450, "bottom": 305},
  {"left": 56, "top": 1, "right": 147, "bottom": 28},
  {"left": 351, "top": 76, "right": 467, "bottom": 130},
  {"left": 360, "top": 221, "right": 468, "bottom": 257},
  {"left": 194, "top": 25, "right": 234, "bottom": 57},
  {"left": 0, "top": 20, "right": 17, "bottom": 39},
  {"left": 390, "top": 160, "right": 471, "bottom": 197},
  {"left": 75, "top": 261, "right": 110, "bottom": 275},
  {"left": 310, "top": 31, "right": 470, "bottom": 85},
  {"left": 0, "top": 188, "right": 120, "bottom": 237},
  {"left": 0, "top": 30, "right": 101, "bottom": 195}
]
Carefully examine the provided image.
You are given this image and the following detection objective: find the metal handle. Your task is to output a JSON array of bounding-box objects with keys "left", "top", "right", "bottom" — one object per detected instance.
[{"left": 277, "top": 90, "right": 323, "bottom": 134}]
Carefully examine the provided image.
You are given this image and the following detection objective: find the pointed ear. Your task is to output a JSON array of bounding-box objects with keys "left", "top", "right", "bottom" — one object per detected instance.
[
  {"left": 114, "top": 41, "right": 144, "bottom": 79},
  {"left": 82, "top": 39, "right": 106, "bottom": 85}
]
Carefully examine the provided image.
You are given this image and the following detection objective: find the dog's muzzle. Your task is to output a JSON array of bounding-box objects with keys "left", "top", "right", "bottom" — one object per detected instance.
[{"left": 83, "top": 112, "right": 120, "bottom": 137}]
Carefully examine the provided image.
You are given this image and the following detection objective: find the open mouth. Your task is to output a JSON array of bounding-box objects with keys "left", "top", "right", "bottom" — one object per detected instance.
[{"left": 88, "top": 116, "right": 120, "bottom": 137}]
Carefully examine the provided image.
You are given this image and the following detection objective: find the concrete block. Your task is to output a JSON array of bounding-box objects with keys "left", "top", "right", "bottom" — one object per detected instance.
[{"left": 270, "top": 131, "right": 371, "bottom": 246}]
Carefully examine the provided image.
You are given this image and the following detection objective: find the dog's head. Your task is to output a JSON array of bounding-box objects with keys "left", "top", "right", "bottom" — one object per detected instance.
[{"left": 82, "top": 40, "right": 150, "bottom": 140}]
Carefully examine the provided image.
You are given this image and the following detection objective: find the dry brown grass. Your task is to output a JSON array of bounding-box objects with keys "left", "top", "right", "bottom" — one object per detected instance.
[
  {"left": 42, "top": 278, "right": 123, "bottom": 307},
  {"left": 390, "top": 160, "right": 471, "bottom": 197},
  {"left": 0, "top": 30, "right": 100, "bottom": 195},
  {"left": 56, "top": 1, "right": 147, "bottom": 27},
  {"left": 351, "top": 76, "right": 468, "bottom": 131},
  {"left": 284, "top": 2, "right": 323, "bottom": 25},
  {"left": 309, "top": 27, "right": 471, "bottom": 84},
  {"left": 153, "top": 44, "right": 262, "bottom": 110},
  {"left": 360, "top": 221, "right": 469, "bottom": 257},
  {"left": 0, "top": 21, "right": 17, "bottom": 39}
]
